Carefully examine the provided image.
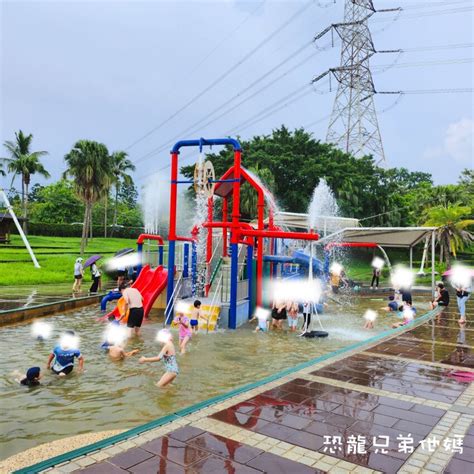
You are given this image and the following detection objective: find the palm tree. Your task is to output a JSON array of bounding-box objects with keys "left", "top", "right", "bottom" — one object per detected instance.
[
  {"left": 2, "top": 130, "right": 49, "bottom": 233},
  {"left": 110, "top": 151, "right": 135, "bottom": 236},
  {"left": 64, "top": 140, "right": 110, "bottom": 254},
  {"left": 423, "top": 203, "right": 474, "bottom": 267}
]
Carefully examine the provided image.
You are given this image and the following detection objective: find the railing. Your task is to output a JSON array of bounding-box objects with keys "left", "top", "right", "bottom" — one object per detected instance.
[
  {"left": 164, "top": 274, "right": 183, "bottom": 326},
  {"left": 209, "top": 258, "right": 223, "bottom": 287},
  {"left": 141, "top": 242, "right": 168, "bottom": 268},
  {"left": 220, "top": 263, "right": 249, "bottom": 303},
  {"left": 207, "top": 274, "right": 223, "bottom": 332},
  {"left": 237, "top": 279, "right": 249, "bottom": 301},
  {"left": 238, "top": 244, "right": 247, "bottom": 279}
]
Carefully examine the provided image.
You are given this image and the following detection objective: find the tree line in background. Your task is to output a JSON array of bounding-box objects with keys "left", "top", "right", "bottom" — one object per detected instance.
[
  {"left": 1, "top": 132, "right": 142, "bottom": 254},
  {"left": 2, "top": 126, "right": 472, "bottom": 263},
  {"left": 182, "top": 126, "right": 473, "bottom": 265}
]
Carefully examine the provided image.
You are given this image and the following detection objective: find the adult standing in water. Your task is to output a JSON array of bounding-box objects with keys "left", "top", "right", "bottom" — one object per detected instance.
[
  {"left": 370, "top": 266, "right": 381, "bottom": 290},
  {"left": 89, "top": 261, "right": 101, "bottom": 294},
  {"left": 456, "top": 281, "right": 471, "bottom": 325},
  {"left": 72, "top": 257, "right": 84, "bottom": 294},
  {"left": 119, "top": 283, "right": 144, "bottom": 336}
]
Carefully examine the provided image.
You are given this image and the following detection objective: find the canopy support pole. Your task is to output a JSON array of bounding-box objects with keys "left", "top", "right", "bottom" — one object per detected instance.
[
  {"left": 409, "top": 246, "right": 413, "bottom": 270},
  {"left": 431, "top": 230, "right": 436, "bottom": 297}
]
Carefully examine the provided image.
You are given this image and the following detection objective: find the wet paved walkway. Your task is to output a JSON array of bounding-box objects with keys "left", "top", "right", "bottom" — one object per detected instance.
[{"left": 22, "top": 307, "right": 474, "bottom": 473}]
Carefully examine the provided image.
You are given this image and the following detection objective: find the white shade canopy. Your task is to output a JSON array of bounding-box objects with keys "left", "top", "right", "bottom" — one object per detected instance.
[{"left": 317, "top": 227, "right": 438, "bottom": 248}]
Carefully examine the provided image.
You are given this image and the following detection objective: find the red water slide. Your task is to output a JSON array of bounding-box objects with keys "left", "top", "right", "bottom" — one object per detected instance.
[{"left": 107, "top": 265, "right": 168, "bottom": 319}]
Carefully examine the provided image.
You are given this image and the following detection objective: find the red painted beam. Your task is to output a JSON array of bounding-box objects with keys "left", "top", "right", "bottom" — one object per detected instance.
[
  {"left": 168, "top": 152, "right": 179, "bottom": 241},
  {"left": 239, "top": 229, "right": 320, "bottom": 241}
]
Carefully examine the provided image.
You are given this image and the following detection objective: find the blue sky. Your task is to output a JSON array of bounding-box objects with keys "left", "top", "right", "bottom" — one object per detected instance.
[{"left": 1, "top": 0, "right": 473, "bottom": 196}]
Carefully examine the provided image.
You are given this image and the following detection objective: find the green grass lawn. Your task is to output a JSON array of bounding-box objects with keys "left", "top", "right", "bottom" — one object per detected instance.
[
  {"left": 1, "top": 234, "right": 472, "bottom": 288},
  {"left": 0, "top": 235, "right": 137, "bottom": 286}
]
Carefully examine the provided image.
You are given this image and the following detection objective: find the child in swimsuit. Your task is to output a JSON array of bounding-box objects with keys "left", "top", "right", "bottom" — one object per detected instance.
[
  {"left": 139, "top": 330, "right": 179, "bottom": 388},
  {"left": 174, "top": 311, "right": 192, "bottom": 354},
  {"left": 190, "top": 300, "right": 201, "bottom": 333},
  {"left": 287, "top": 302, "right": 298, "bottom": 332},
  {"left": 249, "top": 307, "right": 270, "bottom": 332}
]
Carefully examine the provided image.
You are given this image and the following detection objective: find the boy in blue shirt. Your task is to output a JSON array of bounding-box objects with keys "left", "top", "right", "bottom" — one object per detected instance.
[
  {"left": 383, "top": 295, "right": 399, "bottom": 312},
  {"left": 47, "top": 334, "right": 84, "bottom": 376}
]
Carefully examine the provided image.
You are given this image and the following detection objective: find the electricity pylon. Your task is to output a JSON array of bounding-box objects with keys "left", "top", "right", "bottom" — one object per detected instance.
[{"left": 313, "top": 0, "right": 400, "bottom": 166}]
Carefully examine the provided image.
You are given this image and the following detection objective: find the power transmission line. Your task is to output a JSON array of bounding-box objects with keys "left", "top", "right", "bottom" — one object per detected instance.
[
  {"left": 123, "top": 0, "right": 317, "bottom": 152},
  {"left": 390, "top": 88, "right": 473, "bottom": 95},
  {"left": 134, "top": 84, "right": 471, "bottom": 182},
  {"left": 402, "top": 42, "right": 473, "bottom": 52},
  {"left": 372, "top": 5, "right": 474, "bottom": 22},
  {"left": 372, "top": 57, "right": 474, "bottom": 70},
  {"left": 131, "top": 44, "right": 326, "bottom": 166}
]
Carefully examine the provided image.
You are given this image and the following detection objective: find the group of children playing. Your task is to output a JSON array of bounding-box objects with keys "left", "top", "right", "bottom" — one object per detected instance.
[
  {"left": 18, "top": 300, "right": 204, "bottom": 390},
  {"left": 250, "top": 299, "right": 327, "bottom": 333},
  {"left": 101, "top": 299, "right": 203, "bottom": 387}
]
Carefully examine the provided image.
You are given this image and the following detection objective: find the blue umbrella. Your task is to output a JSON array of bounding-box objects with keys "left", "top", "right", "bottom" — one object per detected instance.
[{"left": 84, "top": 255, "right": 102, "bottom": 268}]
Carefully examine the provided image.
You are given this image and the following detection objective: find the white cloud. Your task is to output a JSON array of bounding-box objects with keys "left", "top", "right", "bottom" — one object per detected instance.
[
  {"left": 424, "top": 118, "right": 474, "bottom": 166},
  {"left": 444, "top": 118, "right": 474, "bottom": 164}
]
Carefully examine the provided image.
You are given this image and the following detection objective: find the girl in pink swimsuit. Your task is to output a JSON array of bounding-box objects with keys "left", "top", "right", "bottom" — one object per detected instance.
[{"left": 174, "top": 312, "right": 192, "bottom": 354}]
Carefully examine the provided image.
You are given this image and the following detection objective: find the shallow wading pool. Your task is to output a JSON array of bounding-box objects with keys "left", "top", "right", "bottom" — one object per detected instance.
[{"left": 0, "top": 297, "right": 428, "bottom": 460}]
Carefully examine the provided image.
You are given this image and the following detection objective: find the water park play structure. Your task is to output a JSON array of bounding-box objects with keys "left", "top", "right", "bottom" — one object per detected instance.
[
  {"left": 106, "top": 137, "right": 325, "bottom": 329},
  {"left": 104, "top": 137, "right": 440, "bottom": 328}
]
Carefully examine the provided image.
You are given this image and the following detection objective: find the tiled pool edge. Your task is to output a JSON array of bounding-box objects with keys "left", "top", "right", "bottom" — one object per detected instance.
[{"left": 13, "top": 308, "right": 440, "bottom": 474}]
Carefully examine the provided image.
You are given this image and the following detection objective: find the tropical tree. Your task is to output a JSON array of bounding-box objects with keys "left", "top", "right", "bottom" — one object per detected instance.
[
  {"left": 240, "top": 164, "right": 275, "bottom": 221},
  {"left": 109, "top": 151, "right": 135, "bottom": 236},
  {"left": 64, "top": 140, "right": 110, "bottom": 254},
  {"left": 181, "top": 126, "right": 433, "bottom": 226},
  {"left": 28, "top": 180, "right": 84, "bottom": 224},
  {"left": 423, "top": 203, "right": 474, "bottom": 267},
  {"left": 2, "top": 130, "right": 49, "bottom": 233}
]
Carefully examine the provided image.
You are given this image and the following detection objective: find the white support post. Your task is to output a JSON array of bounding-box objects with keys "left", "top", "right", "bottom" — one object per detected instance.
[
  {"left": 409, "top": 246, "right": 413, "bottom": 270},
  {"left": 1, "top": 188, "right": 40, "bottom": 268},
  {"left": 418, "top": 236, "right": 429, "bottom": 275},
  {"left": 431, "top": 230, "right": 436, "bottom": 297}
]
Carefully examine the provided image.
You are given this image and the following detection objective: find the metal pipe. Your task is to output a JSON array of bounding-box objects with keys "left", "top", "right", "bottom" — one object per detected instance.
[
  {"left": 239, "top": 229, "right": 320, "bottom": 240},
  {"left": 183, "top": 243, "right": 189, "bottom": 278},
  {"left": 136, "top": 233, "right": 164, "bottom": 245},
  {"left": 256, "top": 192, "right": 265, "bottom": 307},
  {"left": 229, "top": 149, "right": 242, "bottom": 328},
  {"left": 171, "top": 137, "right": 242, "bottom": 153},
  {"left": 158, "top": 245, "right": 164, "bottom": 266},
  {"left": 0, "top": 188, "right": 40, "bottom": 268},
  {"left": 222, "top": 198, "right": 228, "bottom": 256},
  {"left": 247, "top": 244, "right": 254, "bottom": 319},
  {"left": 205, "top": 196, "right": 213, "bottom": 296},
  {"left": 166, "top": 151, "right": 179, "bottom": 311},
  {"left": 431, "top": 231, "right": 436, "bottom": 297}
]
